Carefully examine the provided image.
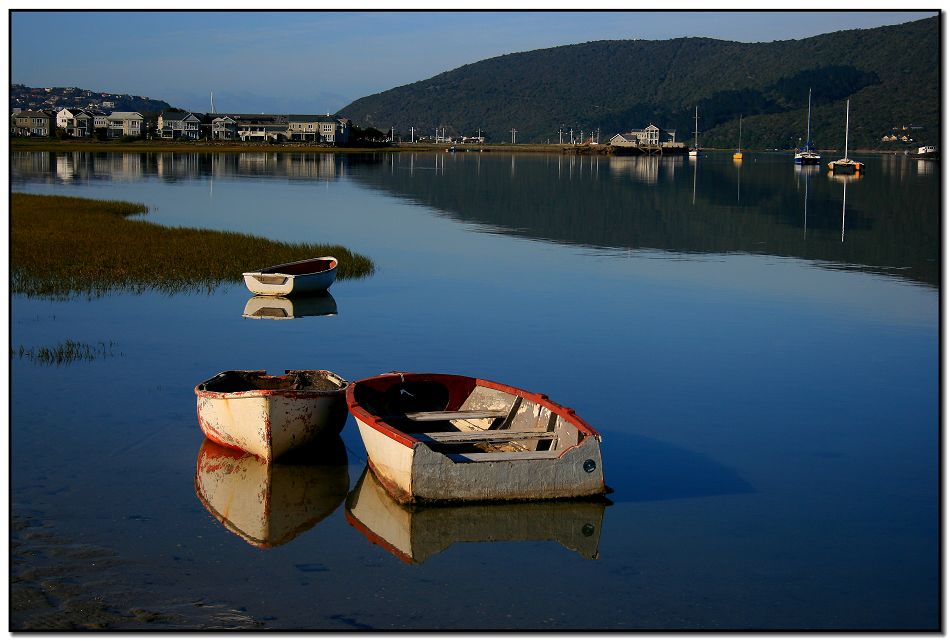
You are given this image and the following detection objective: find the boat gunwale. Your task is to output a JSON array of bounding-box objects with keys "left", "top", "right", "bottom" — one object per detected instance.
[
  {"left": 242, "top": 255, "right": 338, "bottom": 278},
  {"left": 195, "top": 369, "right": 348, "bottom": 400},
  {"left": 345, "top": 372, "right": 601, "bottom": 451}
]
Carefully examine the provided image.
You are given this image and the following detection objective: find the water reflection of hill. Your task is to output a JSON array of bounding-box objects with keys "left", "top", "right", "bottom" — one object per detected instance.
[
  {"left": 349, "top": 153, "right": 939, "bottom": 288},
  {"left": 11, "top": 151, "right": 937, "bottom": 288}
]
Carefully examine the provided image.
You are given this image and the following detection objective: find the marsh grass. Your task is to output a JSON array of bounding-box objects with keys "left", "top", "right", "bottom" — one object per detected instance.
[
  {"left": 14, "top": 340, "right": 119, "bottom": 365},
  {"left": 12, "top": 194, "right": 374, "bottom": 299}
]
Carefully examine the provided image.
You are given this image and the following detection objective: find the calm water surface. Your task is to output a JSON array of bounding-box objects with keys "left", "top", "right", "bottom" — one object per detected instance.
[{"left": 11, "top": 151, "right": 939, "bottom": 630}]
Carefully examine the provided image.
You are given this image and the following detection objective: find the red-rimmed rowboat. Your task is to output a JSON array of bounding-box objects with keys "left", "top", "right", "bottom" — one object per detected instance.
[{"left": 346, "top": 372, "right": 606, "bottom": 504}]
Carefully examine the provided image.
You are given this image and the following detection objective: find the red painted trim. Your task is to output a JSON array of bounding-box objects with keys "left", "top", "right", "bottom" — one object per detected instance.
[
  {"left": 345, "top": 378, "right": 419, "bottom": 448},
  {"left": 344, "top": 509, "right": 415, "bottom": 565},
  {"left": 346, "top": 372, "right": 602, "bottom": 453},
  {"left": 474, "top": 377, "right": 601, "bottom": 439},
  {"left": 194, "top": 370, "right": 347, "bottom": 400}
]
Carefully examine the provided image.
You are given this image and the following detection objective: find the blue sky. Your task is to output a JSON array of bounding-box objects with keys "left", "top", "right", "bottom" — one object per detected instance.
[{"left": 10, "top": 10, "right": 936, "bottom": 114}]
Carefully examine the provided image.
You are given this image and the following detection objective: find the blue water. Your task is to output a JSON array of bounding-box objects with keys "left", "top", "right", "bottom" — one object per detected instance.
[{"left": 10, "top": 151, "right": 939, "bottom": 629}]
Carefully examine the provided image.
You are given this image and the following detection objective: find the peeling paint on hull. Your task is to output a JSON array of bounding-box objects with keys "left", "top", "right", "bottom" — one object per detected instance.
[
  {"left": 347, "top": 372, "right": 606, "bottom": 504},
  {"left": 195, "top": 369, "right": 347, "bottom": 461}
]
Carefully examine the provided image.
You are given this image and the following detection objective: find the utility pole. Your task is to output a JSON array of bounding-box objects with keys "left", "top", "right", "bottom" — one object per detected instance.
[
  {"left": 511, "top": 128, "right": 517, "bottom": 144},
  {"left": 559, "top": 126, "right": 563, "bottom": 144},
  {"left": 410, "top": 126, "right": 414, "bottom": 143}
]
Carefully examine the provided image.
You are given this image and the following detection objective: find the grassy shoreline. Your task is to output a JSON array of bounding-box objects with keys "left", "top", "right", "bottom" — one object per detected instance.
[
  {"left": 12, "top": 138, "right": 907, "bottom": 155},
  {"left": 11, "top": 193, "right": 374, "bottom": 299}
]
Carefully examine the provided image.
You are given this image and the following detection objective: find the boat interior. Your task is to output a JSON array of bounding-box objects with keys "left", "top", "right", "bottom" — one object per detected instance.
[
  {"left": 198, "top": 369, "right": 345, "bottom": 394},
  {"left": 259, "top": 257, "right": 337, "bottom": 275},
  {"left": 353, "top": 375, "right": 586, "bottom": 457}
]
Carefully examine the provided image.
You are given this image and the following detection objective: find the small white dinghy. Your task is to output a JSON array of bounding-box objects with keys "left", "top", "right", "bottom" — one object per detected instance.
[
  {"left": 346, "top": 372, "right": 606, "bottom": 504},
  {"left": 243, "top": 256, "right": 338, "bottom": 296},
  {"left": 195, "top": 369, "right": 348, "bottom": 461}
]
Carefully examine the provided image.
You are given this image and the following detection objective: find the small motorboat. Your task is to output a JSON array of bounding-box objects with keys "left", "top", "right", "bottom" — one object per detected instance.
[
  {"left": 346, "top": 372, "right": 606, "bottom": 504},
  {"left": 195, "top": 437, "right": 349, "bottom": 548},
  {"left": 344, "top": 467, "right": 605, "bottom": 563},
  {"left": 243, "top": 256, "right": 338, "bottom": 297},
  {"left": 195, "top": 369, "right": 348, "bottom": 461}
]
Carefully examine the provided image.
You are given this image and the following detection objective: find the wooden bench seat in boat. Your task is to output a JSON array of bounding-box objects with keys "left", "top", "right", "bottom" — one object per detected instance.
[
  {"left": 446, "top": 450, "right": 565, "bottom": 462},
  {"left": 403, "top": 410, "right": 509, "bottom": 422},
  {"left": 407, "top": 430, "right": 556, "bottom": 444}
]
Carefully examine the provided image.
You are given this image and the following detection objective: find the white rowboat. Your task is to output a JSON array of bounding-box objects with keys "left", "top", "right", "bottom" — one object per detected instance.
[
  {"left": 243, "top": 256, "right": 338, "bottom": 296},
  {"left": 346, "top": 372, "right": 606, "bottom": 504},
  {"left": 195, "top": 369, "right": 348, "bottom": 461}
]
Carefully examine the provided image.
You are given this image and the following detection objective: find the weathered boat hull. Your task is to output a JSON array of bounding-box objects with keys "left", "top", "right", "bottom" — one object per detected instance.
[
  {"left": 243, "top": 256, "right": 338, "bottom": 296},
  {"left": 347, "top": 372, "right": 606, "bottom": 504},
  {"left": 195, "top": 438, "right": 349, "bottom": 548},
  {"left": 195, "top": 369, "right": 348, "bottom": 461},
  {"left": 344, "top": 467, "right": 605, "bottom": 563}
]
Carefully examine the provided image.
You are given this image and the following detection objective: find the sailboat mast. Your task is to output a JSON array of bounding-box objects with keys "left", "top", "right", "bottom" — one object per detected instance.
[
  {"left": 694, "top": 106, "right": 698, "bottom": 148},
  {"left": 805, "top": 88, "right": 811, "bottom": 146},
  {"left": 738, "top": 115, "right": 742, "bottom": 151},
  {"left": 844, "top": 99, "right": 850, "bottom": 158}
]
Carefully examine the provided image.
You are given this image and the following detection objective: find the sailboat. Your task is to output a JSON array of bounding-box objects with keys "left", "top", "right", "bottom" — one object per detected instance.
[
  {"left": 732, "top": 115, "right": 743, "bottom": 161},
  {"left": 794, "top": 89, "right": 821, "bottom": 165},
  {"left": 827, "top": 99, "right": 864, "bottom": 174},
  {"left": 689, "top": 106, "right": 700, "bottom": 157}
]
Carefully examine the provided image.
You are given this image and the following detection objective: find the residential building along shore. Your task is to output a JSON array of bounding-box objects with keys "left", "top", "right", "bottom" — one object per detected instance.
[{"left": 12, "top": 107, "right": 351, "bottom": 144}]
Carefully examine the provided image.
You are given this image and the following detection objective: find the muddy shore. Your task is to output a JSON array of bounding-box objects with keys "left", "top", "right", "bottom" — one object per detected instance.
[{"left": 11, "top": 511, "right": 266, "bottom": 630}]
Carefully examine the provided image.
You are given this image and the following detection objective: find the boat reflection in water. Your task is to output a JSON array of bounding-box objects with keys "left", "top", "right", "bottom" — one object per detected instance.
[
  {"left": 195, "top": 436, "right": 349, "bottom": 548},
  {"left": 827, "top": 171, "right": 861, "bottom": 243},
  {"left": 242, "top": 292, "right": 337, "bottom": 320},
  {"left": 344, "top": 467, "right": 606, "bottom": 564}
]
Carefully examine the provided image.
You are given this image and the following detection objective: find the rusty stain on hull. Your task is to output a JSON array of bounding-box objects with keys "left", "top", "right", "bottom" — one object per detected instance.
[
  {"left": 348, "top": 372, "right": 606, "bottom": 505},
  {"left": 195, "top": 369, "right": 347, "bottom": 461}
]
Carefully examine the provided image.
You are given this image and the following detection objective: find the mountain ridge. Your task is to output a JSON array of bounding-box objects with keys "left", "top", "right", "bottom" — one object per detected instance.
[{"left": 341, "top": 17, "right": 938, "bottom": 149}]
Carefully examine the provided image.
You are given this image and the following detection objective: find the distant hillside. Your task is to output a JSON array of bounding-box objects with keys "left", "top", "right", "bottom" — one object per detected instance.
[
  {"left": 341, "top": 17, "right": 938, "bottom": 149},
  {"left": 10, "top": 84, "right": 171, "bottom": 116}
]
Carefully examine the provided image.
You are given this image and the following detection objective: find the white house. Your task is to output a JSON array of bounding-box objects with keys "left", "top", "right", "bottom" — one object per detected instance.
[
  {"left": 106, "top": 112, "right": 144, "bottom": 138},
  {"left": 610, "top": 124, "right": 677, "bottom": 147},
  {"left": 158, "top": 110, "right": 201, "bottom": 140},
  {"left": 56, "top": 108, "right": 93, "bottom": 137}
]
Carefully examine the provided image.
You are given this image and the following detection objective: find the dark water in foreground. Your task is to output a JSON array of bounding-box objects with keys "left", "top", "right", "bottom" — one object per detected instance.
[{"left": 11, "top": 151, "right": 939, "bottom": 630}]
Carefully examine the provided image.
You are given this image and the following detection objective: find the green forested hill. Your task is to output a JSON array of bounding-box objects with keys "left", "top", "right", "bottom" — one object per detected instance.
[{"left": 341, "top": 17, "right": 938, "bottom": 149}]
